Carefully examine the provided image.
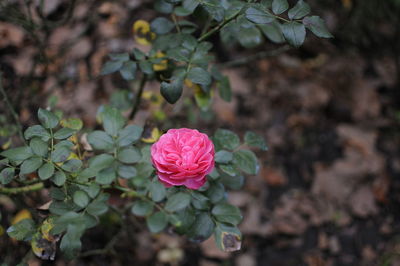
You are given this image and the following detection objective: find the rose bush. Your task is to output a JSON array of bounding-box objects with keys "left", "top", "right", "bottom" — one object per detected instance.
[
  {"left": 151, "top": 128, "right": 215, "bottom": 189},
  {"left": 0, "top": 0, "right": 332, "bottom": 261}
]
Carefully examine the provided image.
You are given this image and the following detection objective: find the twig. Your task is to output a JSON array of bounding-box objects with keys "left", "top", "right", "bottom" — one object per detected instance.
[
  {"left": 0, "top": 72, "right": 25, "bottom": 142},
  {"left": 0, "top": 182, "right": 44, "bottom": 195},
  {"left": 218, "top": 45, "right": 291, "bottom": 68},
  {"left": 197, "top": 8, "right": 243, "bottom": 42},
  {"left": 129, "top": 75, "right": 147, "bottom": 120}
]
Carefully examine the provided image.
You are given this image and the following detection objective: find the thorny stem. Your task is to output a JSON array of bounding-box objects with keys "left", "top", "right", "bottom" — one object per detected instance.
[
  {"left": 197, "top": 8, "right": 243, "bottom": 42},
  {"left": 219, "top": 45, "right": 291, "bottom": 68},
  {"left": 171, "top": 13, "right": 181, "bottom": 33},
  {"left": 0, "top": 182, "right": 44, "bottom": 195},
  {"left": 129, "top": 74, "right": 148, "bottom": 120},
  {"left": 0, "top": 72, "right": 25, "bottom": 142}
]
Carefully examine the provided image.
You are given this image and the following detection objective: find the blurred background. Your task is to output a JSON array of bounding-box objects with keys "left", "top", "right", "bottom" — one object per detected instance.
[{"left": 0, "top": 0, "right": 400, "bottom": 265}]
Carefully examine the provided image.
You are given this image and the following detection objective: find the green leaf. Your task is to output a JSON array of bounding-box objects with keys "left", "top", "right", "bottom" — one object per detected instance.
[
  {"left": 60, "top": 118, "right": 83, "bottom": 130},
  {"left": 237, "top": 26, "right": 262, "bottom": 48},
  {"left": 151, "top": 17, "right": 174, "bottom": 34},
  {"left": 38, "top": 108, "right": 59, "bottom": 129},
  {"left": 20, "top": 157, "right": 42, "bottom": 175},
  {"left": 61, "top": 159, "right": 82, "bottom": 173},
  {"left": 221, "top": 163, "right": 240, "bottom": 176},
  {"left": 38, "top": 163, "right": 55, "bottom": 180},
  {"left": 117, "top": 147, "right": 141, "bottom": 164},
  {"left": 109, "top": 53, "right": 130, "bottom": 61},
  {"left": 86, "top": 202, "right": 108, "bottom": 217},
  {"left": 302, "top": 16, "right": 333, "bottom": 38},
  {"left": 96, "top": 167, "right": 116, "bottom": 185},
  {"left": 86, "top": 196, "right": 109, "bottom": 216},
  {"left": 116, "top": 125, "right": 143, "bottom": 147},
  {"left": 261, "top": 0, "right": 273, "bottom": 8},
  {"left": 167, "top": 47, "right": 190, "bottom": 62},
  {"left": 135, "top": 162, "right": 154, "bottom": 179},
  {"left": 88, "top": 154, "right": 114, "bottom": 171},
  {"left": 281, "top": 21, "right": 306, "bottom": 47},
  {"left": 0, "top": 167, "right": 14, "bottom": 184},
  {"left": 54, "top": 128, "right": 75, "bottom": 140},
  {"left": 29, "top": 138, "right": 48, "bottom": 157},
  {"left": 174, "top": 208, "right": 195, "bottom": 234},
  {"left": 214, "top": 129, "right": 240, "bottom": 150},
  {"left": 146, "top": 211, "right": 168, "bottom": 233},
  {"left": 102, "top": 107, "right": 125, "bottom": 137},
  {"left": 187, "top": 212, "right": 214, "bottom": 242},
  {"left": 54, "top": 140, "right": 74, "bottom": 150},
  {"left": 288, "top": 0, "right": 310, "bottom": 19},
  {"left": 132, "top": 48, "right": 146, "bottom": 60},
  {"left": 87, "top": 131, "right": 114, "bottom": 151},
  {"left": 1, "top": 146, "right": 33, "bottom": 162},
  {"left": 181, "top": 34, "right": 197, "bottom": 51},
  {"left": 217, "top": 76, "right": 232, "bottom": 102},
  {"left": 101, "top": 60, "right": 123, "bottom": 75},
  {"left": 187, "top": 67, "right": 211, "bottom": 86},
  {"left": 131, "top": 200, "right": 154, "bottom": 216},
  {"left": 52, "top": 211, "right": 81, "bottom": 234},
  {"left": 244, "top": 131, "right": 267, "bottom": 151},
  {"left": 272, "top": 0, "right": 288, "bottom": 14},
  {"left": 50, "top": 187, "right": 66, "bottom": 200},
  {"left": 160, "top": 77, "right": 183, "bottom": 104},
  {"left": 60, "top": 224, "right": 85, "bottom": 259},
  {"left": 194, "top": 87, "right": 212, "bottom": 111},
  {"left": 86, "top": 183, "right": 100, "bottom": 198},
  {"left": 51, "top": 146, "right": 70, "bottom": 163},
  {"left": 7, "top": 219, "right": 35, "bottom": 241},
  {"left": 149, "top": 181, "right": 166, "bottom": 202},
  {"left": 24, "top": 125, "right": 50, "bottom": 141},
  {"left": 155, "top": 0, "right": 174, "bottom": 14},
  {"left": 208, "top": 168, "right": 220, "bottom": 180},
  {"left": 82, "top": 213, "right": 98, "bottom": 229},
  {"left": 220, "top": 173, "right": 244, "bottom": 190},
  {"left": 245, "top": 6, "right": 275, "bottom": 24},
  {"left": 73, "top": 190, "right": 89, "bottom": 208},
  {"left": 206, "top": 182, "right": 225, "bottom": 203},
  {"left": 183, "top": 0, "right": 199, "bottom": 12},
  {"left": 259, "top": 20, "right": 285, "bottom": 43},
  {"left": 52, "top": 171, "right": 66, "bottom": 186},
  {"left": 139, "top": 61, "right": 154, "bottom": 75},
  {"left": 120, "top": 61, "right": 137, "bottom": 81},
  {"left": 110, "top": 90, "right": 132, "bottom": 111},
  {"left": 165, "top": 192, "right": 191, "bottom": 212},
  {"left": 212, "top": 203, "right": 242, "bottom": 225},
  {"left": 190, "top": 191, "right": 209, "bottom": 210},
  {"left": 202, "top": 0, "right": 224, "bottom": 21},
  {"left": 49, "top": 200, "right": 75, "bottom": 215},
  {"left": 215, "top": 150, "right": 233, "bottom": 164},
  {"left": 117, "top": 165, "right": 137, "bottom": 179},
  {"left": 214, "top": 223, "right": 242, "bottom": 252},
  {"left": 233, "top": 150, "right": 259, "bottom": 175}
]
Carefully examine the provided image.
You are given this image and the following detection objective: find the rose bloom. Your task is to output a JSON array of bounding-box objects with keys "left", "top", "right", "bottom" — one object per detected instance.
[{"left": 151, "top": 128, "right": 215, "bottom": 190}]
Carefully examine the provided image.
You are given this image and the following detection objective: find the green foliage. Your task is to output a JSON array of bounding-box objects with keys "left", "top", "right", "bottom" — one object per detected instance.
[
  {"left": 97, "top": 0, "right": 331, "bottom": 109},
  {"left": 0, "top": 0, "right": 331, "bottom": 260},
  {"left": 7, "top": 219, "right": 36, "bottom": 242}
]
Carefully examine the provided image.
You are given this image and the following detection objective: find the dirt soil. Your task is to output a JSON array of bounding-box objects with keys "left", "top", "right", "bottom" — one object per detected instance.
[{"left": 1, "top": 0, "right": 400, "bottom": 265}]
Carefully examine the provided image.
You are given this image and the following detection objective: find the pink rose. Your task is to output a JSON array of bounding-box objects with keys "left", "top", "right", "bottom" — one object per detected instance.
[{"left": 151, "top": 128, "right": 215, "bottom": 190}]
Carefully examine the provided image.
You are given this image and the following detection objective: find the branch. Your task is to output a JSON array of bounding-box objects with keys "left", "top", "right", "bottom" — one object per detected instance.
[
  {"left": 129, "top": 74, "right": 147, "bottom": 120},
  {"left": 218, "top": 45, "right": 291, "bottom": 68},
  {"left": 0, "top": 182, "right": 44, "bottom": 195},
  {"left": 197, "top": 8, "right": 243, "bottom": 42},
  {"left": 0, "top": 72, "right": 25, "bottom": 142}
]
